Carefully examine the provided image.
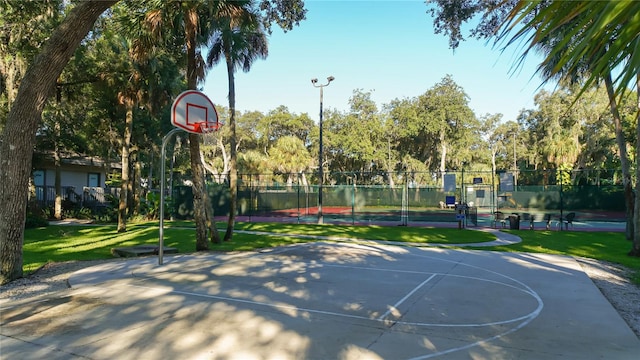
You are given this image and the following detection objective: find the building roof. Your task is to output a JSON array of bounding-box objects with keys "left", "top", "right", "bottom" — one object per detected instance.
[{"left": 33, "top": 151, "right": 122, "bottom": 170}]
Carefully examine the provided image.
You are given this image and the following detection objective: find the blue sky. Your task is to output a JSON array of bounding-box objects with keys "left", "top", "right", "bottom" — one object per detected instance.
[{"left": 203, "top": 0, "right": 549, "bottom": 123}]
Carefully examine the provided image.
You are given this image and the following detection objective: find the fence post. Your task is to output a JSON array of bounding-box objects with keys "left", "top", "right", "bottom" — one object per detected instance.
[
  {"left": 297, "top": 172, "right": 301, "bottom": 224},
  {"left": 492, "top": 168, "right": 496, "bottom": 216},
  {"left": 352, "top": 175, "right": 355, "bottom": 225},
  {"left": 401, "top": 171, "right": 408, "bottom": 226},
  {"left": 559, "top": 168, "right": 564, "bottom": 231},
  {"left": 249, "top": 173, "right": 252, "bottom": 222}
]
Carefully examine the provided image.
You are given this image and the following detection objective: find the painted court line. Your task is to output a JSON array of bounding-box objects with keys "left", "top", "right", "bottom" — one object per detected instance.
[
  {"left": 377, "top": 274, "right": 437, "bottom": 321},
  {"left": 321, "top": 263, "right": 435, "bottom": 275},
  {"left": 124, "top": 284, "right": 375, "bottom": 323},
  {"left": 127, "top": 244, "right": 544, "bottom": 329},
  {"left": 64, "top": 242, "right": 559, "bottom": 360},
  {"left": 300, "top": 262, "right": 541, "bottom": 326},
  {"left": 123, "top": 263, "right": 541, "bottom": 328}
]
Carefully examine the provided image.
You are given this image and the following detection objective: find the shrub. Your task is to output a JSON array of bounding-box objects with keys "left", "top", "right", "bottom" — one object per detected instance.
[{"left": 25, "top": 210, "right": 48, "bottom": 229}]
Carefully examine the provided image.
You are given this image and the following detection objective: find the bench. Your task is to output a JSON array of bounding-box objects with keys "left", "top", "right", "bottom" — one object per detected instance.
[
  {"left": 558, "top": 212, "right": 576, "bottom": 230},
  {"left": 439, "top": 201, "right": 457, "bottom": 209},
  {"left": 493, "top": 211, "right": 507, "bottom": 228}
]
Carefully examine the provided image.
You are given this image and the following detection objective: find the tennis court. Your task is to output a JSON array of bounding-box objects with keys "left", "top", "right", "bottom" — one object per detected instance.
[
  {"left": 2, "top": 240, "right": 638, "bottom": 359},
  {"left": 238, "top": 205, "right": 627, "bottom": 230}
]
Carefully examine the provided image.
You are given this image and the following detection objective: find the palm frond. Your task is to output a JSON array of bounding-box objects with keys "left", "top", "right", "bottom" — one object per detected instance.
[{"left": 498, "top": 0, "right": 640, "bottom": 98}]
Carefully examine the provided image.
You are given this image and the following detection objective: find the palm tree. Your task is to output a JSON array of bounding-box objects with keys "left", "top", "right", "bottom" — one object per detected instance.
[
  {"left": 103, "top": 2, "right": 185, "bottom": 233},
  {"left": 140, "top": 0, "right": 305, "bottom": 247},
  {"left": 107, "top": 37, "right": 143, "bottom": 234},
  {"left": 515, "top": 9, "right": 637, "bottom": 241},
  {"left": 497, "top": 1, "right": 640, "bottom": 255},
  {"left": 269, "top": 135, "right": 312, "bottom": 187},
  {"left": 183, "top": 4, "right": 217, "bottom": 249},
  {"left": 142, "top": 0, "right": 252, "bottom": 248},
  {"left": 206, "top": 11, "right": 268, "bottom": 242}
]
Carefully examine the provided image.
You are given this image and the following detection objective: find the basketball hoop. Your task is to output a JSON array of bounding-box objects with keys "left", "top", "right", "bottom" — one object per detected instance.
[
  {"left": 171, "top": 90, "right": 220, "bottom": 134},
  {"left": 195, "top": 121, "right": 221, "bottom": 134}
]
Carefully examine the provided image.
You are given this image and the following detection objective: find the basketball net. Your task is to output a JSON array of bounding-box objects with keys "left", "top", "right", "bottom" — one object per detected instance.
[{"left": 195, "top": 121, "right": 220, "bottom": 134}]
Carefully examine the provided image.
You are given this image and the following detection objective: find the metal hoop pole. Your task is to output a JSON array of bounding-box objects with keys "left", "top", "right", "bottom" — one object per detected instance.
[{"left": 159, "top": 127, "right": 183, "bottom": 265}]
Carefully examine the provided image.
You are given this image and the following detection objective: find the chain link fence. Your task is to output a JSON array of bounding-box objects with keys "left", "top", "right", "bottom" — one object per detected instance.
[{"left": 171, "top": 169, "right": 627, "bottom": 228}]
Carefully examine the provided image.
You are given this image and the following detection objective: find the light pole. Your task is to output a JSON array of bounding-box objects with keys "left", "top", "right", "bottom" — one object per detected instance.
[{"left": 311, "top": 76, "right": 334, "bottom": 224}]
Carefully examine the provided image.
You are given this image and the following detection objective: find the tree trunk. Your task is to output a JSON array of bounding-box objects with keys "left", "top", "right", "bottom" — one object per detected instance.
[
  {"left": 53, "top": 88, "right": 63, "bottom": 219},
  {"left": 218, "top": 135, "right": 230, "bottom": 182},
  {"left": 189, "top": 134, "right": 210, "bottom": 250},
  {"left": 199, "top": 139, "right": 221, "bottom": 244},
  {"left": 133, "top": 155, "right": 142, "bottom": 215},
  {"left": 204, "top": 186, "right": 221, "bottom": 244},
  {"left": 118, "top": 103, "right": 133, "bottom": 232},
  {"left": 184, "top": 8, "right": 210, "bottom": 251},
  {"left": 631, "top": 74, "right": 640, "bottom": 257},
  {"left": 0, "top": 0, "right": 118, "bottom": 285},
  {"left": 439, "top": 131, "right": 447, "bottom": 174},
  {"left": 169, "top": 141, "right": 177, "bottom": 198},
  {"left": 387, "top": 137, "right": 395, "bottom": 188},
  {"left": 201, "top": 151, "right": 217, "bottom": 175},
  {"left": 54, "top": 119, "right": 63, "bottom": 220},
  {"left": 147, "top": 151, "right": 154, "bottom": 195},
  {"left": 604, "top": 74, "right": 634, "bottom": 240},
  {"left": 224, "top": 54, "right": 237, "bottom": 242}
]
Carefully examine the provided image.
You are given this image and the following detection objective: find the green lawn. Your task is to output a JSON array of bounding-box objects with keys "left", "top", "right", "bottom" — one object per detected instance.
[
  {"left": 22, "top": 221, "right": 640, "bottom": 283},
  {"left": 482, "top": 230, "right": 640, "bottom": 270},
  {"left": 233, "top": 222, "right": 494, "bottom": 244}
]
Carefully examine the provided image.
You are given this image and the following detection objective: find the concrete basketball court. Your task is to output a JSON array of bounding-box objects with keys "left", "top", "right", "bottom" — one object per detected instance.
[{"left": 2, "top": 240, "right": 639, "bottom": 359}]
